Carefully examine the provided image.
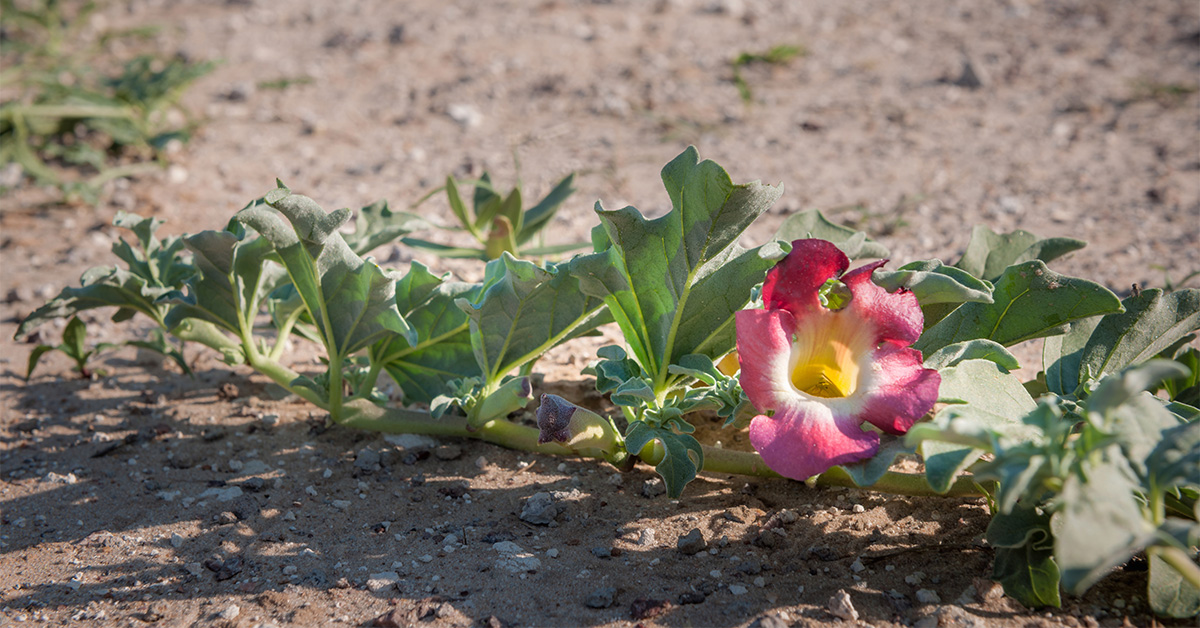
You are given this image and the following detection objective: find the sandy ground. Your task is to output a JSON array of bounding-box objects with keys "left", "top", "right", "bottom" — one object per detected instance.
[{"left": 2, "top": 0, "right": 1199, "bottom": 626}]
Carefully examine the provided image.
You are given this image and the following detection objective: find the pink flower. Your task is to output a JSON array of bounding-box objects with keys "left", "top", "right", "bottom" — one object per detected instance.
[{"left": 735, "top": 239, "right": 940, "bottom": 480}]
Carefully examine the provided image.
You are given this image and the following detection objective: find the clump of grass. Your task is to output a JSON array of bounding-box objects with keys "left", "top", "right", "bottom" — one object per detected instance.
[
  {"left": 1128, "top": 79, "right": 1197, "bottom": 107},
  {"left": 0, "top": 0, "right": 214, "bottom": 204},
  {"left": 731, "top": 43, "right": 805, "bottom": 104}
]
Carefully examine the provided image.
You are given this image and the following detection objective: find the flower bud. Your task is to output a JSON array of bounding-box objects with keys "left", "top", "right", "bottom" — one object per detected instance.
[{"left": 536, "top": 394, "right": 618, "bottom": 451}]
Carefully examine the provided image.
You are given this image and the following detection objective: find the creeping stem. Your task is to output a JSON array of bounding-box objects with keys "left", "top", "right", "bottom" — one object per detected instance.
[{"left": 172, "top": 321, "right": 984, "bottom": 497}]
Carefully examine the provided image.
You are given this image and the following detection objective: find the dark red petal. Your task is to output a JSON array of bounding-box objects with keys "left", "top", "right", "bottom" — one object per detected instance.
[
  {"left": 763, "top": 239, "right": 849, "bottom": 316},
  {"left": 857, "top": 345, "right": 941, "bottom": 435},
  {"left": 841, "top": 260, "right": 924, "bottom": 346}
]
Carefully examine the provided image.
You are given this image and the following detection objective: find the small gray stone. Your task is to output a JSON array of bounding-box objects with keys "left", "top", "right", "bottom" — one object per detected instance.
[
  {"left": 728, "top": 584, "right": 749, "bottom": 595},
  {"left": 354, "top": 447, "right": 381, "bottom": 470},
  {"left": 642, "top": 477, "right": 666, "bottom": 497},
  {"left": 198, "top": 486, "right": 243, "bottom": 502},
  {"left": 590, "top": 546, "right": 612, "bottom": 559},
  {"left": 434, "top": 444, "right": 463, "bottom": 461},
  {"left": 585, "top": 586, "right": 616, "bottom": 609},
  {"left": 638, "top": 528, "right": 657, "bottom": 547},
  {"left": 218, "top": 605, "right": 240, "bottom": 620},
  {"left": 677, "top": 528, "right": 707, "bottom": 555},
  {"left": 493, "top": 541, "right": 541, "bottom": 573},
  {"left": 915, "top": 589, "right": 941, "bottom": 604},
  {"left": 331, "top": 499, "right": 352, "bottom": 511},
  {"left": 827, "top": 589, "right": 858, "bottom": 621},
  {"left": 366, "top": 571, "right": 401, "bottom": 591},
  {"left": 519, "top": 492, "right": 562, "bottom": 525}
]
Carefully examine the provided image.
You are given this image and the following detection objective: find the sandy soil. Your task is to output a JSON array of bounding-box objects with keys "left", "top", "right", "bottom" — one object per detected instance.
[{"left": 2, "top": 0, "right": 1199, "bottom": 626}]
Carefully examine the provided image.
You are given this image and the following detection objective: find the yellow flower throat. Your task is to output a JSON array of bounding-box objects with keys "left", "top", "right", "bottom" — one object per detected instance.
[{"left": 791, "top": 338, "right": 860, "bottom": 399}]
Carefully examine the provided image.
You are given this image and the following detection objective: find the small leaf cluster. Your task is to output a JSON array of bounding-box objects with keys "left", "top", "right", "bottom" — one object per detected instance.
[
  {"left": 0, "top": 0, "right": 213, "bottom": 202},
  {"left": 403, "top": 172, "right": 584, "bottom": 260}
]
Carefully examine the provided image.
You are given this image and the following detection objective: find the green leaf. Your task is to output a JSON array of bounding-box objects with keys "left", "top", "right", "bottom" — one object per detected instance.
[
  {"left": 1149, "top": 550, "right": 1200, "bottom": 618},
  {"left": 1067, "top": 289, "right": 1200, "bottom": 393},
  {"left": 1052, "top": 462, "right": 1156, "bottom": 594},
  {"left": 955, "top": 225, "right": 1085, "bottom": 282},
  {"left": 60, "top": 316, "right": 89, "bottom": 362},
  {"left": 444, "top": 176, "right": 478, "bottom": 239},
  {"left": 918, "top": 359, "right": 1035, "bottom": 493},
  {"left": 987, "top": 506, "right": 1062, "bottom": 608},
  {"left": 457, "top": 254, "right": 609, "bottom": 384},
  {"left": 373, "top": 262, "right": 481, "bottom": 404},
  {"left": 773, "top": 210, "right": 889, "bottom": 260},
  {"left": 25, "top": 345, "right": 55, "bottom": 380},
  {"left": 163, "top": 227, "right": 281, "bottom": 335},
  {"left": 518, "top": 173, "right": 576, "bottom": 245},
  {"left": 236, "top": 186, "right": 414, "bottom": 360},
  {"left": 1042, "top": 316, "right": 1102, "bottom": 396},
  {"left": 923, "top": 339, "right": 1020, "bottom": 371},
  {"left": 835, "top": 435, "right": 916, "bottom": 487},
  {"left": 16, "top": 266, "right": 173, "bottom": 337},
  {"left": 570, "top": 146, "right": 784, "bottom": 384},
  {"left": 342, "top": 199, "right": 431, "bottom": 256},
  {"left": 625, "top": 421, "right": 704, "bottom": 498},
  {"left": 873, "top": 259, "right": 993, "bottom": 307},
  {"left": 1145, "top": 419, "right": 1200, "bottom": 492},
  {"left": 914, "top": 260, "right": 1123, "bottom": 355},
  {"left": 399, "top": 237, "right": 489, "bottom": 260},
  {"left": 110, "top": 211, "right": 194, "bottom": 289}
]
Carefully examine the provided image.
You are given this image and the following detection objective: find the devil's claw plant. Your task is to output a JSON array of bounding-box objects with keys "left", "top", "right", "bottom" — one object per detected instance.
[{"left": 16, "top": 147, "right": 1199, "bottom": 617}]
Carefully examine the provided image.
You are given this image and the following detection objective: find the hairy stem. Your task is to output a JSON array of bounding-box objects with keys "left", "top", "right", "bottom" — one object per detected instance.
[{"left": 341, "top": 403, "right": 984, "bottom": 498}]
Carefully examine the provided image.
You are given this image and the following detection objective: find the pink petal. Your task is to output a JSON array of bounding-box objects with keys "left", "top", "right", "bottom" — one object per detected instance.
[
  {"left": 735, "top": 308, "right": 798, "bottom": 412},
  {"left": 841, "top": 261, "right": 924, "bottom": 346},
  {"left": 763, "top": 239, "right": 848, "bottom": 316},
  {"left": 749, "top": 405, "right": 880, "bottom": 481},
  {"left": 856, "top": 345, "right": 941, "bottom": 435}
]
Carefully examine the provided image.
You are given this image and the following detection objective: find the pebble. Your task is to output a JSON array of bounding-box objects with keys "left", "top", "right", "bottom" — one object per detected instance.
[
  {"left": 283, "top": 511, "right": 297, "bottom": 521},
  {"left": 384, "top": 434, "right": 439, "bottom": 449},
  {"left": 729, "top": 584, "right": 749, "bottom": 595},
  {"left": 474, "top": 456, "right": 489, "bottom": 469},
  {"left": 367, "top": 572, "right": 401, "bottom": 591},
  {"left": 184, "top": 563, "right": 204, "bottom": 577},
  {"left": 915, "top": 589, "right": 941, "bottom": 604},
  {"left": 218, "top": 605, "right": 239, "bottom": 620},
  {"left": 606, "top": 473, "right": 624, "bottom": 486},
  {"left": 546, "top": 549, "right": 559, "bottom": 558},
  {"left": 827, "top": 590, "right": 858, "bottom": 621},
  {"left": 850, "top": 558, "right": 866, "bottom": 573},
  {"left": 354, "top": 448, "right": 381, "bottom": 470},
  {"left": 170, "top": 533, "right": 184, "bottom": 548},
  {"left": 519, "top": 492, "right": 562, "bottom": 525},
  {"left": 642, "top": 478, "right": 666, "bottom": 497},
  {"left": 493, "top": 541, "right": 542, "bottom": 573},
  {"left": 677, "top": 528, "right": 707, "bottom": 555},
  {"left": 585, "top": 586, "right": 616, "bottom": 609},
  {"left": 638, "top": 528, "right": 657, "bottom": 547},
  {"left": 434, "top": 444, "right": 463, "bottom": 460},
  {"left": 753, "top": 576, "right": 766, "bottom": 588},
  {"left": 447, "top": 103, "right": 483, "bottom": 128},
  {"left": 331, "top": 500, "right": 352, "bottom": 511},
  {"left": 905, "top": 571, "right": 926, "bottom": 585},
  {"left": 214, "top": 511, "right": 238, "bottom": 525},
  {"left": 590, "top": 547, "right": 612, "bottom": 559},
  {"left": 852, "top": 504, "right": 865, "bottom": 513}
]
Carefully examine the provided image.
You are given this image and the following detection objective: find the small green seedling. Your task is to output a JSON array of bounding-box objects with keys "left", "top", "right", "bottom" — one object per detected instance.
[
  {"left": 26, "top": 316, "right": 114, "bottom": 379},
  {"left": 731, "top": 44, "right": 805, "bottom": 104},
  {"left": 403, "top": 172, "right": 585, "bottom": 260}
]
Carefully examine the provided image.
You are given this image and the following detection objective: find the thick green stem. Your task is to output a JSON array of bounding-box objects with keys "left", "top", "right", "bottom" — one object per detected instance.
[{"left": 342, "top": 402, "right": 983, "bottom": 498}]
